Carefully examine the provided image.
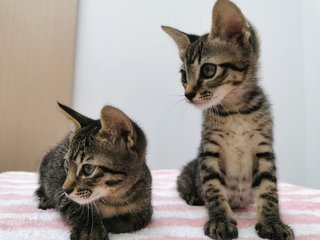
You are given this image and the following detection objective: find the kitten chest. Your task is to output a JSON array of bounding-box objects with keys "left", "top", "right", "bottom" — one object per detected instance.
[
  {"left": 223, "top": 117, "right": 255, "bottom": 178},
  {"left": 209, "top": 116, "right": 261, "bottom": 207}
]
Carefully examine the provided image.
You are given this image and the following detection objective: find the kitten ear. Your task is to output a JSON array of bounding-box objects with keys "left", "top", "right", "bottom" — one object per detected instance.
[
  {"left": 99, "top": 106, "right": 135, "bottom": 148},
  {"left": 57, "top": 102, "right": 93, "bottom": 130},
  {"left": 162, "top": 26, "right": 191, "bottom": 59},
  {"left": 210, "top": 0, "right": 249, "bottom": 40}
]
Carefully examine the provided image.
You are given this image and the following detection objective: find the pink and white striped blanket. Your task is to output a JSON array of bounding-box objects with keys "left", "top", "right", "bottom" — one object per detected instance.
[{"left": 0, "top": 170, "right": 320, "bottom": 240}]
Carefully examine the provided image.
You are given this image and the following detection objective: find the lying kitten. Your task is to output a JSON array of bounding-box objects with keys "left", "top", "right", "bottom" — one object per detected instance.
[
  {"left": 162, "top": 0, "right": 294, "bottom": 239},
  {"left": 35, "top": 103, "right": 152, "bottom": 240}
]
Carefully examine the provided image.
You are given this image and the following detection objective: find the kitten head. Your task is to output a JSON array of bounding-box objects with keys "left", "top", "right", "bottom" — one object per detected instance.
[
  {"left": 162, "top": 0, "right": 259, "bottom": 110},
  {"left": 58, "top": 103, "right": 147, "bottom": 205}
]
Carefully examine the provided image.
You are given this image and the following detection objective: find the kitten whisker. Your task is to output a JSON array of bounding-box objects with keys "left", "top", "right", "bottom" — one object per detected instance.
[
  {"left": 85, "top": 204, "right": 90, "bottom": 227},
  {"left": 207, "top": 98, "right": 221, "bottom": 130},
  {"left": 175, "top": 98, "right": 188, "bottom": 130},
  {"left": 93, "top": 202, "right": 107, "bottom": 235},
  {"left": 213, "top": 105, "right": 221, "bottom": 130},
  {"left": 57, "top": 192, "right": 65, "bottom": 199},
  {"left": 56, "top": 192, "right": 67, "bottom": 205},
  {"left": 166, "top": 94, "right": 185, "bottom": 99},
  {"left": 165, "top": 95, "right": 187, "bottom": 115},
  {"left": 220, "top": 102, "right": 236, "bottom": 129},
  {"left": 90, "top": 203, "right": 94, "bottom": 238},
  {"left": 219, "top": 103, "right": 232, "bottom": 119},
  {"left": 223, "top": 97, "right": 241, "bottom": 117},
  {"left": 174, "top": 97, "right": 187, "bottom": 106},
  {"left": 100, "top": 198, "right": 107, "bottom": 205},
  {"left": 73, "top": 204, "right": 85, "bottom": 223},
  {"left": 79, "top": 204, "right": 84, "bottom": 220}
]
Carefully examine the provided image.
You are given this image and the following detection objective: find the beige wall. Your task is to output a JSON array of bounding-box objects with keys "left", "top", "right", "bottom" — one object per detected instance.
[{"left": 0, "top": 0, "right": 78, "bottom": 172}]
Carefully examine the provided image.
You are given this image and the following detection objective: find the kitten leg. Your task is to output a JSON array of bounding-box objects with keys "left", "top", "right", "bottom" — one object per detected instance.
[
  {"left": 177, "top": 159, "right": 204, "bottom": 206},
  {"left": 253, "top": 151, "right": 294, "bottom": 240},
  {"left": 199, "top": 153, "right": 238, "bottom": 240},
  {"left": 70, "top": 225, "right": 109, "bottom": 240},
  {"left": 35, "top": 187, "right": 55, "bottom": 210},
  {"left": 105, "top": 208, "right": 152, "bottom": 234},
  {"left": 61, "top": 202, "right": 109, "bottom": 240}
]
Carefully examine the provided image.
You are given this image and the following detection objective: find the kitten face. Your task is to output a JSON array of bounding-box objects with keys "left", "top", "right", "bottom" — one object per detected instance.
[
  {"left": 180, "top": 36, "right": 252, "bottom": 110},
  {"left": 162, "top": 0, "right": 259, "bottom": 110},
  {"left": 58, "top": 104, "right": 146, "bottom": 205},
  {"left": 63, "top": 130, "right": 132, "bottom": 205}
]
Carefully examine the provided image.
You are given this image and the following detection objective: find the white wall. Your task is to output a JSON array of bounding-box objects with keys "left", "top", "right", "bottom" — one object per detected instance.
[
  {"left": 73, "top": 0, "right": 319, "bottom": 187},
  {"left": 302, "top": 0, "right": 320, "bottom": 189}
]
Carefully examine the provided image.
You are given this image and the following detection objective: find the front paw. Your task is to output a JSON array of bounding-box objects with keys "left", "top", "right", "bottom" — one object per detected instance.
[
  {"left": 204, "top": 219, "right": 238, "bottom": 240},
  {"left": 182, "top": 194, "right": 204, "bottom": 206},
  {"left": 255, "top": 220, "right": 294, "bottom": 240},
  {"left": 70, "top": 227, "right": 109, "bottom": 240},
  {"left": 38, "top": 195, "right": 54, "bottom": 210}
]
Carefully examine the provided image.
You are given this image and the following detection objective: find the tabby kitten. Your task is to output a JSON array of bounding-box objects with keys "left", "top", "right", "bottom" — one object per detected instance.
[
  {"left": 162, "top": 0, "right": 294, "bottom": 239},
  {"left": 35, "top": 103, "right": 152, "bottom": 240}
]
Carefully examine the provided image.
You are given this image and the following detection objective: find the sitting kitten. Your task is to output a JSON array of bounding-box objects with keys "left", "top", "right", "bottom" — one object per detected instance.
[
  {"left": 35, "top": 103, "right": 152, "bottom": 240},
  {"left": 162, "top": 0, "right": 294, "bottom": 239}
]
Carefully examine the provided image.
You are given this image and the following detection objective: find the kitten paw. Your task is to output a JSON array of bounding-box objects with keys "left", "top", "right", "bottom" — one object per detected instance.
[
  {"left": 182, "top": 194, "right": 204, "bottom": 206},
  {"left": 38, "top": 195, "right": 54, "bottom": 210},
  {"left": 204, "top": 219, "right": 238, "bottom": 240},
  {"left": 35, "top": 187, "right": 54, "bottom": 210},
  {"left": 255, "top": 220, "right": 294, "bottom": 240},
  {"left": 71, "top": 228, "right": 109, "bottom": 240}
]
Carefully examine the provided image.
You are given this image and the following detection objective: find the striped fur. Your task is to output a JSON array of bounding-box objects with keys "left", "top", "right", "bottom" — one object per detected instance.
[
  {"left": 163, "top": 0, "right": 294, "bottom": 239},
  {"left": 35, "top": 104, "right": 152, "bottom": 240}
]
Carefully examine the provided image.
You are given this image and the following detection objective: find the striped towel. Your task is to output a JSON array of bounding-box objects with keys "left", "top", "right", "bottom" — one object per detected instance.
[{"left": 0, "top": 170, "right": 320, "bottom": 240}]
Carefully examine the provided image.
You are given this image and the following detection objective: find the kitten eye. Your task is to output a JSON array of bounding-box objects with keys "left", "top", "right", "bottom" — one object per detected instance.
[
  {"left": 82, "top": 164, "right": 96, "bottom": 176},
  {"left": 180, "top": 69, "right": 187, "bottom": 85},
  {"left": 200, "top": 63, "right": 217, "bottom": 79}
]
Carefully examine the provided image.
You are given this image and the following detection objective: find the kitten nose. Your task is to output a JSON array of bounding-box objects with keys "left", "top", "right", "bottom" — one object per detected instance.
[{"left": 185, "top": 91, "right": 196, "bottom": 101}]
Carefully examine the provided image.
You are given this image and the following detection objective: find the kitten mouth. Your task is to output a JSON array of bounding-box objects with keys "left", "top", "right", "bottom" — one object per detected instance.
[
  {"left": 191, "top": 97, "right": 220, "bottom": 110},
  {"left": 67, "top": 193, "right": 102, "bottom": 205},
  {"left": 68, "top": 196, "right": 93, "bottom": 205},
  {"left": 192, "top": 101, "right": 214, "bottom": 110}
]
